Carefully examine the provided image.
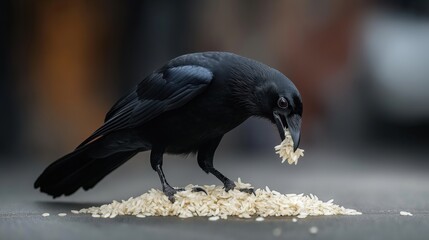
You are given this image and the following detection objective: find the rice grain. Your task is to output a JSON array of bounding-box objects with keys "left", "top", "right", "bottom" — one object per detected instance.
[
  {"left": 274, "top": 128, "right": 304, "bottom": 165},
  {"left": 208, "top": 216, "right": 220, "bottom": 221},
  {"left": 400, "top": 211, "right": 413, "bottom": 216}
]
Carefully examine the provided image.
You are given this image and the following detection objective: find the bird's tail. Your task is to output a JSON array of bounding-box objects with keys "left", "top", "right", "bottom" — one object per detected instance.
[{"left": 34, "top": 134, "right": 147, "bottom": 198}]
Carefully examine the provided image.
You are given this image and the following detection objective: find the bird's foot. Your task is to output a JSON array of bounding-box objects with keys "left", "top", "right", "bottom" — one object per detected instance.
[
  {"left": 222, "top": 180, "right": 255, "bottom": 195},
  {"left": 223, "top": 180, "right": 236, "bottom": 192},
  {"left": 163, "top": 185, "right": 182, "bottom": 203},
  {"left": 174, "top": 186, "right": 207, "bottom": 194},
  {"left": 163, "top": 186, "right": 208, "bottom": 203},
  {"left": 239, "top": 188, "right": 256, "bottom": 196},
  {"left": 191, "top": 186, "right": 207, "bottom": 195}
]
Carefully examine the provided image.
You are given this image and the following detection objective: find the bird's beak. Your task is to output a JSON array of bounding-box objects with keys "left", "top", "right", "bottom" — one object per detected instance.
[
  {"left": 273, "top": 112, "right": 286, "bottom": 141},
  {"left": 273, "top": 112, "right": 302, "bottom": 151}
]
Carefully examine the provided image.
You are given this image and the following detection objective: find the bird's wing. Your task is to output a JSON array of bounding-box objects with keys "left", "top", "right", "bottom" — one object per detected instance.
[{"left": 76, "top": 65, "right": 213, "bottom": 149}]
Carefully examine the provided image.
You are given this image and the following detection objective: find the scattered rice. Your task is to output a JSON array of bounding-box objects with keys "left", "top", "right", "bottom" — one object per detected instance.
[
  {"left": 275, "top": 128, "right": 304, "bottom": 165},
  {"left": 136, "top": 214, "right": 146, "bottom": 218},
  {"left": 400, "top": 211, "right": 413, "bottom": 216},
  {"left": 292, "top": 218, "right": 298, "bottom": 222},
  {"left": 272, "top": 227, "right": 282, "bottom": 237},
  {"left": 309, "top": 226, "right": 318, "bottom": 234},
  {"left": 255, "top": 216, "right": 265, "bottom": 221},
  {"left": 77, "top": 178, "right": 361, "bottom": 219},
  {"left": 71, "top": 210, "right": 79, "bottom": 214},
  {"left": 42, "top": 213, "right": 50, "bottom": 217},
  {"left": 58, "top": 213, "right": 67, "bottom": 217},
  {"left": 208, "top": 216, "right": 220, "bottom": 221}
]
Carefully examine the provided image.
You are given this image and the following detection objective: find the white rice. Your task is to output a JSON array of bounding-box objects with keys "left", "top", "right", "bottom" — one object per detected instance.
[
  {"left": 208, "top": 216, "right": 220, "bottom": 221},
  {"left": 255, "top": 216, "right": 265, "bottom": 221},
  {"left": 77, "top": 178, "right": 361, "bottom": 219},
  {"left": 58, "top": 213, "right": 67, "bottom": 217},
  {"left": 42, "top": 213, "right": 50, "bottom": 217},
  {"left": 274, "top": 128, "right": 304, "bottom": 165},
  {"left": 400, "top": 211, "right": 413, "bottom": 216}
]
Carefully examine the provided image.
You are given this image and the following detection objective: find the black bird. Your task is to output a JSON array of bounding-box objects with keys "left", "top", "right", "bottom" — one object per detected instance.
[{"left": 34, "top": 52, "right": 303, "bottom": 202}]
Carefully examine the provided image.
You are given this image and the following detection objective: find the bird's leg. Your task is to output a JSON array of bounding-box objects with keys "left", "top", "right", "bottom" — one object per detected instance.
[
  {"left": 151, "top": 147, "right": 206, "bottom": 202},
  {"left": 198, "top": 136, "right": 254, "bottom": 195},
  {"left": 207, "top": 167, "right": 236, "bottom": 192},
  {"left": 207, "top": 167, "right": 254, "bottom": 195},
  {"left": 154, "top": 164, "right": 179, "bottom": 202},
  {"left": 151, "top": 147, "right": 180, "bottom": 202}
]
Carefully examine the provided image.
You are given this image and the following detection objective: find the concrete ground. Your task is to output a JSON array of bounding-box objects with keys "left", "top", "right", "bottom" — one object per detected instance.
[{"left": 1, "top": 149, "right": 429, "bottom": 240}]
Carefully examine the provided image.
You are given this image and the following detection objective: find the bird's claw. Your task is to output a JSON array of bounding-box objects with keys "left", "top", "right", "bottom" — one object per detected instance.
[
  {"left": 222, "top": 180, "right": 255, "bottom": 195},
  {"left": 191, "top": 187, "right": 207, "bottom": 195},
  {"left": 223, "top": 180, "right": 236, "bottom": 192},
  {"left": 239, "top": 188, "right": 256, "bottom": 196},
  {"left": 163, "top": 186, "right": 183, "bottom": 203},
  {"left": 164, "top": 186, "right": 208, "bottom": 202}
]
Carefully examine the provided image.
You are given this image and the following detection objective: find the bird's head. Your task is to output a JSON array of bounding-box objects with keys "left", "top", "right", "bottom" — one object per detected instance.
[
  {"left": 252, "top": 69, "right": 303, "bottom": 151},
  {"left": 228, "top": 58, "right": 302, "bottom": 151}
]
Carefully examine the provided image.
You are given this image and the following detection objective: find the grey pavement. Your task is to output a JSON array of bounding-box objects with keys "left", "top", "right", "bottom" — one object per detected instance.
[{"left": 1, "top": 149, "right": 429, "bottom": 240}]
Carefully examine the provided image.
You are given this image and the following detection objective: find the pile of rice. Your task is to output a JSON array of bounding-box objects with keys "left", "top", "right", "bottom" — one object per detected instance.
[
  {"left": 76, "top": 179, "right": 361, "bottom": 219},
  {"left": 76, "top": 131, "right": 358, "bottom": 219},
  {"left": 275, "top": 128, "right": 304, "bottom": 165}
]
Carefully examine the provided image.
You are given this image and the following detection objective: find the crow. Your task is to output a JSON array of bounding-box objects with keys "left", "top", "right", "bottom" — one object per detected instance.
[{"left": 34, "top": 52, "right": 303, "bottom": 202}]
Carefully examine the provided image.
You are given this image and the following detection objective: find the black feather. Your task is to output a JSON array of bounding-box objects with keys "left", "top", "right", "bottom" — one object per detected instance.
[
  {"left": 77, "top": 65, "right": 212, "bottom": 149},
  {"left": 35, "top": 136, "right": 143, "bottom": 197}
]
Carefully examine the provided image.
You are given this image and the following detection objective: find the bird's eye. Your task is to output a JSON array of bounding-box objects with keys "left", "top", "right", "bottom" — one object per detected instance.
[{"left": 277, "top": 97, "right": 288, "bottom": 109}]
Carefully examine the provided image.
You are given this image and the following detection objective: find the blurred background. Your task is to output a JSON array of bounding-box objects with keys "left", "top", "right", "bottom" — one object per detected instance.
[
  {"left": 2, "top": 2, "right": 429, "bottom": 239},
  {"left": 1, "top": 0, "right": 429, "bottom": 164}
]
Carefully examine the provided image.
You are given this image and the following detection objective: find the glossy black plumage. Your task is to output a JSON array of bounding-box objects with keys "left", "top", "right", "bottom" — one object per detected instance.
[{"left": 34, "top": 52, "right": 303, "bottom": 201}]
